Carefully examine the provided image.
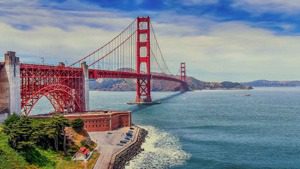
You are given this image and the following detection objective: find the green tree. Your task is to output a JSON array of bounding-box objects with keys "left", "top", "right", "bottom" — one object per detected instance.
[
  {"left": 7, "top": 116, "right": 35, "bottom": 151},
  {"left": 49, "top": 115, "right": 69, "bottom": 155},
  {"left": 31, "top": 121, "right": 54, "bottom": 149},
  {"left": 3, "top": 114, "right": 20, "bottom": 134},
  {"left": 4, "top": 114, "right": 72, "bottom": 156},
  {"left": 71, "top": 118, "right": 84, "bottom": 131}
]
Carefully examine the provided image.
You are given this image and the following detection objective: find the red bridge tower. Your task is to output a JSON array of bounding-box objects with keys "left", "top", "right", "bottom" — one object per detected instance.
[
  {"left": 136, "top": 17, "right": 152, "bottom": 103},
  {"left": 180, "top": 62, "right": 186, "bottom": 82}
]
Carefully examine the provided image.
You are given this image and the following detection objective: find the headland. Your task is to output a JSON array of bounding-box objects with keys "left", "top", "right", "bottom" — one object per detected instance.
[{"left": 32, "top": 110, "right": 147, "bottom": 169}]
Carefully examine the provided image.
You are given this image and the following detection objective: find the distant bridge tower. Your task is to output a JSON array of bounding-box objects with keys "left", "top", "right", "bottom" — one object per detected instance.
[
  {"left": 180, "top": 62, "right": 186, "bottom": 82},
  {"left": 136, "top": 16, "right": 152, "bottom": 103}
]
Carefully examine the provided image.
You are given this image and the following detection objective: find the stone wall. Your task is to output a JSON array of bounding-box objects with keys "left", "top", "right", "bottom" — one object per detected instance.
[
  {"left": 0, "top": 51, "right": 21, "bottom": 116},
  {"left": 0, "top": 62, "right": 9, "bottom": 114},
  {"left": 111, "top": 127, "right": 148, "bottom": 169}
]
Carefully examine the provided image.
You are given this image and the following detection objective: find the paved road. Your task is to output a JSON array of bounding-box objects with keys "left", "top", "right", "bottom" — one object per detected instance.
[{"left": 89, "top": 127, "right": 137, "bottom": 169}]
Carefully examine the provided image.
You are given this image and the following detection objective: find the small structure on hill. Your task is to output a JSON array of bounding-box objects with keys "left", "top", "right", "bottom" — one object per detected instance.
[{"left": 73, "top": 146, "right": 91, "bottom": 161}]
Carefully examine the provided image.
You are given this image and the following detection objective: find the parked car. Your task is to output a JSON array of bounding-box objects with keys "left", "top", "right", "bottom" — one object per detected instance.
[{"left": 120, "top": 140, "right": 128, "bottom": 144}]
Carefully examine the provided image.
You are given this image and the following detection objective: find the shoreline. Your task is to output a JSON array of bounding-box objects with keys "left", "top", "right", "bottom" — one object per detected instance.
[
  {"left": 109, "top": 126, "right": 148, "bottom": 169},
  {"left": 89, "top": 126, "right": 148, "bottom": 169}
]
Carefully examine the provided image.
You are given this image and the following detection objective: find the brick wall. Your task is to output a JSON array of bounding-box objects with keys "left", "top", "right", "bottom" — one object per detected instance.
[{"left": 65, "top": 112, "right": 131, "bottom": 132}]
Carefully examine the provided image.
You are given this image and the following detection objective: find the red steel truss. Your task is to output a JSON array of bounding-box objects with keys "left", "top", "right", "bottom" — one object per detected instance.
[
  {"left": 19, "top": 65, "right": 187, "bottom": 115},
  {"left": 136, "top": 16, "right": 152, "bottom": 103},
  {"left": 20, "top": 64, "right": 85, "bottom": 115}
]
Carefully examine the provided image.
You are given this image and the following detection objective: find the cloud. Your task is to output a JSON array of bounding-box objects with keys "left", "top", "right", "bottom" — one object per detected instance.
[
  {"left": 232, "top": 0, "right": 300, "bottom": 15},
  {"left": 0, "top": 0, "right": 299, "bottom": 81},
  {"left": 0, "top": 22, "right": 122, "bottom": 64},
  {"left": 0, "top": 0, "right": 133, "bottom": 31},
  {"left": 0, "top": 0, "right": 136, "bottom": 63},
  {"left": 157, "top": 21, "right": 300, "bottom": 81},
  {"left": 150, "top": 12, "right": 218, "bottom": 36}
]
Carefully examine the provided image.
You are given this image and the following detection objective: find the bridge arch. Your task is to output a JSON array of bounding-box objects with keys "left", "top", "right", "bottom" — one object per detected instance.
[{"left": 22, "top": 84, "right": 82, "bottom": 116}]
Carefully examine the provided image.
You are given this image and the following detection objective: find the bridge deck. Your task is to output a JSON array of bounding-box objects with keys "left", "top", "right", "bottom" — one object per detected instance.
[
  {"left": 88, "top": 69, "right": 185, "bottom": 84},
  {"left": 20, "top": 64, "right": 186, "bottom": 87},
  {"left": 20, "top": 64, "right": 184, "bottom": 84},
  {"left": 18, "top": 63, "right": 187, "bottom": 115}
]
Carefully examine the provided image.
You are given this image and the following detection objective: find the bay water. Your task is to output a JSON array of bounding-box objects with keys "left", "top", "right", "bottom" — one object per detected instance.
[{"left": 32, "top": 87, "right": 300, "bottom": 169}]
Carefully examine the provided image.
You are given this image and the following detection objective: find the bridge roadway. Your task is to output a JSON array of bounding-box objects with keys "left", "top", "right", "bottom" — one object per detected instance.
[
  {"left": 89, "top": 69, "right": 186, "bottom": 85},
  {"left": 20, "top": 63, "right": 185, "bottom": 85},
  {"left": 18, "top": 63, "right": 187, "bottom": 115}
]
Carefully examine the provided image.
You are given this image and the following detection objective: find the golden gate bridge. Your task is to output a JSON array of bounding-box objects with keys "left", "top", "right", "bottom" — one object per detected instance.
[{"left": 0, "top": 16, "right": 187, "bottom": 116}]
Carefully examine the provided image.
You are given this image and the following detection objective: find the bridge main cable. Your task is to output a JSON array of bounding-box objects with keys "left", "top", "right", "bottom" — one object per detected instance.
[
  {"left": 150, "top": 22, "right": 172, "bottom": 75},
  {"left": 70, "top": 19, "right": 137, "bottom": 67}
]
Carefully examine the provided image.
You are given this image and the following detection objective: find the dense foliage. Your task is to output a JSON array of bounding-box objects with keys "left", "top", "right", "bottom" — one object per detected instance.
[
  {"left": 0, "top": 115, "right": 98, "bottom": 169},
  {"left": 0, "top": 125, "right": 99, "bottom": 169},
  {"left": 4, "top": 115, "right": 71, "bottom": 155},
  {"left": 71, "top": 118, "right": 84, "bottom": 131}
]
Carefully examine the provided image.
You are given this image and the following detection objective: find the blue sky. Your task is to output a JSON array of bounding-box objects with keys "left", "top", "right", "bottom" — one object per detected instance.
[
  {"left": 39, "top": 0, "right": 300, "bottom": 34},
  {"left": 0, "top": 0, "right": 300, "bottom": 81}
]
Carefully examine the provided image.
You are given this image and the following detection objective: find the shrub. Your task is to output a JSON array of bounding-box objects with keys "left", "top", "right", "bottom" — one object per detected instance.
[
  {"left": 3, "top": 114, "right": 20, "bottom": 134},
  {"left": 80, "top": 138, "right": 92, "bottom": 150},
  {"left": 71, "top": 119, "right": 84, "bottom": 131},
  {"left": 7, "top": 116, "right": 35, "bottom": 151}
]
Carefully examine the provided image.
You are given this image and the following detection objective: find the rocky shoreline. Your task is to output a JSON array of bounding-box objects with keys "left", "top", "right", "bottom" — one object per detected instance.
[{"left": 110, "top": 127, "right": 148, "bottom": 169}]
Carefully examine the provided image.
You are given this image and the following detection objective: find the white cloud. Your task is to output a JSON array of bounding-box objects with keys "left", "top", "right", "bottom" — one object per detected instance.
[
  {"left": 232, "top": 0, "right": 300, "bottom": 15},
  {"left": 0, "top": 0, "right": 300, "bottom": 81},
  {"left": 152, "top": 12, "right": 218, "bottom": 35},
  {"left": 157, "top": 21, "right": 300, "bottom": 81},
  {"left": 0, "top": 0, "right": 135, "bottom": 63},
  {"left": 0, "top": 0, "right": 133, "bottom": 31},
  {"left": 0, "top": 22, "right": 120, "bottom": 64}
]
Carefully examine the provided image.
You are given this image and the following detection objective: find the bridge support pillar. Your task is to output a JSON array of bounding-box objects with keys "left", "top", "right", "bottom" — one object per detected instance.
[
  {"left": 2, "top": 51, "right": 21, "bottom": 115},
  {"left": 180, "top": 62, "right": 186, "bottom": 82},
  {"left": 81, "top": 62, "right": 89, "bottom": 111},
  {"left": 135, "top": 16, "right": 152, "bottom": 103},
  {"left": 180, "top": 62, "right": 189, "bottom": 91}
]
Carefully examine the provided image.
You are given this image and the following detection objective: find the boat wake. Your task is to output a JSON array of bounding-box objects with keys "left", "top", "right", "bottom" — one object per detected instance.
[{"left": 126, "top": 126, "right": 190, "bottom": 169}]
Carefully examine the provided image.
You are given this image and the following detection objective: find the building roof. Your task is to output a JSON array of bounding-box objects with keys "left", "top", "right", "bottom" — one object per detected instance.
[{"left": 79, "top": 147, "right": 90, "bottom": 155}]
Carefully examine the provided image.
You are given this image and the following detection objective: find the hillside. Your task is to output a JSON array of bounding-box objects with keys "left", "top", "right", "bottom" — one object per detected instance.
[
  {"left": 242, "top": 80, "right": 300, "bottom": 87},
  {"left": 0, "top": 118, "right": 99, "bottom": 169},
  {"left": 0, "top": 125, "right": 33, "bottom": 169},
  {"left": 89, "top": 75, "right": 252, "bottom": 91}
]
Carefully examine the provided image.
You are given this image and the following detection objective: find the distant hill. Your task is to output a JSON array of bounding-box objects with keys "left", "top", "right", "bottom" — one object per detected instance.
[
  {"left": 89, "top": 73, "right": 252, "bottom": 91},
  {"left": 241, "top": 80, "right": 300, "bottom": 87}
]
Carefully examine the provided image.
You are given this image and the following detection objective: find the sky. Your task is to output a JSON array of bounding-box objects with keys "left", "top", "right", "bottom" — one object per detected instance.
[{"left": 0, "top": 0, "right": 300, "bottom": 82}]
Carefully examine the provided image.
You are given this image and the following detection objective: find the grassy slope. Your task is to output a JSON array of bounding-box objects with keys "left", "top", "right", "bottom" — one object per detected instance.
[
  {"left": 0, "top": 125, "right": 36, "bottom": 169},
  {"left": 0, "top": 125, "right": 99, "bottom": 169}
]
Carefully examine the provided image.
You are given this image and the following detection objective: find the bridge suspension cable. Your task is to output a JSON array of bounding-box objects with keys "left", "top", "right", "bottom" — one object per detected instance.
[
  {"left": 70, "top": 19, "right": 137, "bottom": 72},
  {"left": 149, "top": 22, "right": 172, "bottom": 75},
  {"left": 70, "top": 17, "right": 174, "bottom": 77}
]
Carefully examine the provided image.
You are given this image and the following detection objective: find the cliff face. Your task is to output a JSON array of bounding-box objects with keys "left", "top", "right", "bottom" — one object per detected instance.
[{"left": 89, "top": 76, "right": 252, "bottom": 91}]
